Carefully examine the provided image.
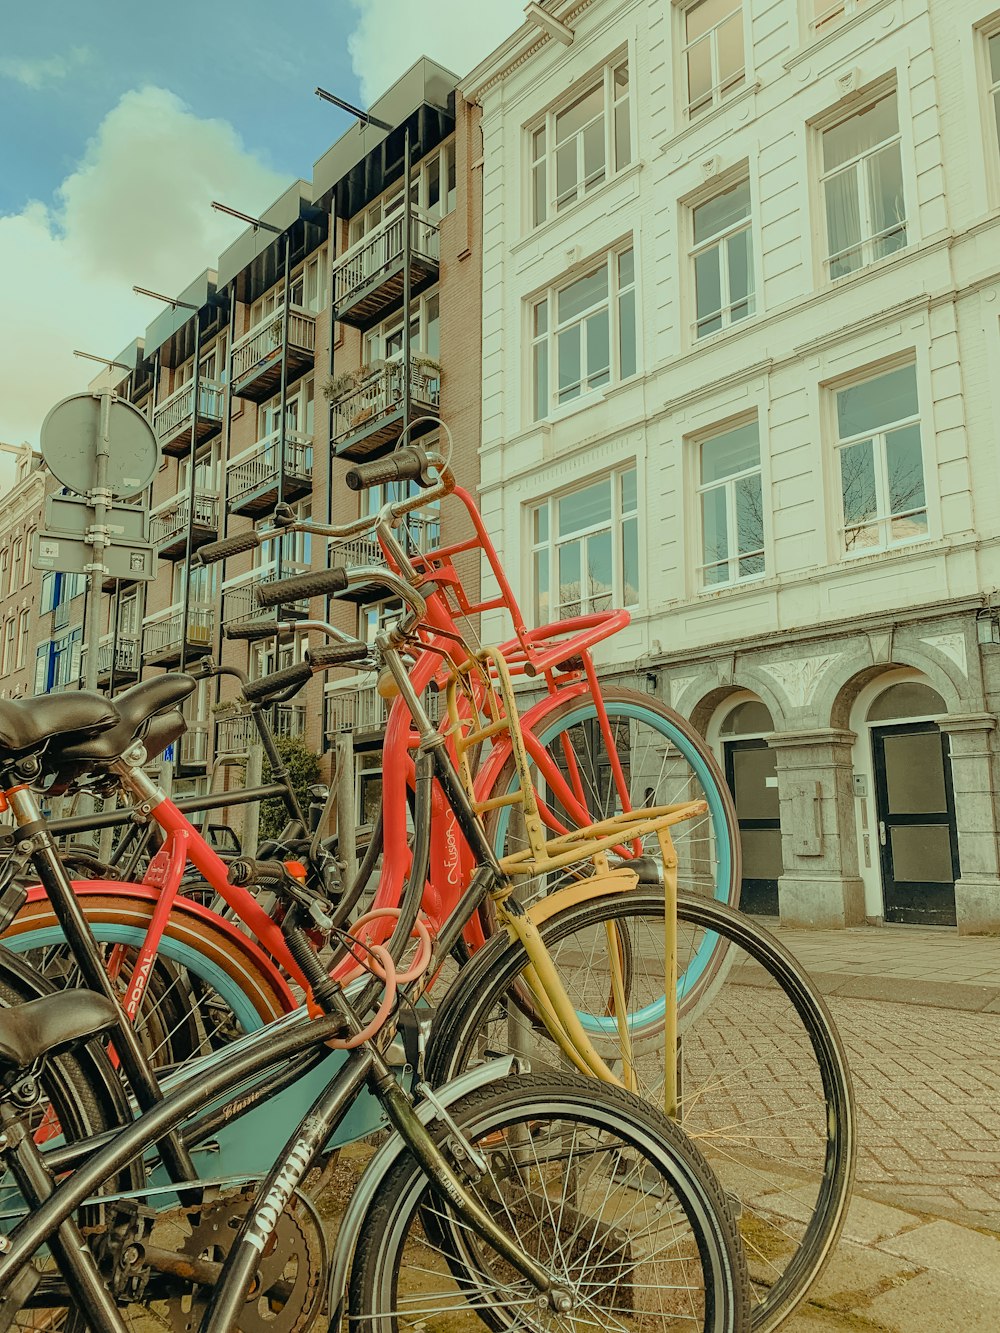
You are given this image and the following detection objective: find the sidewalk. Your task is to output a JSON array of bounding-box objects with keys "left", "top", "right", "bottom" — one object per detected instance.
[{"left": 766, "top": 919, "right": 1000, "bottom": 1012}]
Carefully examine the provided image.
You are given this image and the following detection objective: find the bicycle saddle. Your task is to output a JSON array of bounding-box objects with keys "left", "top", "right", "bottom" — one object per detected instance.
[
  {"left": 55, "top": 675, "right": 196, "bottom": 764},
  {"left": 0, "top": 990, "right": 118, "bottom": 1074},
  {"left": 0, "top": 692, "right": 118, "bottom": 759}
]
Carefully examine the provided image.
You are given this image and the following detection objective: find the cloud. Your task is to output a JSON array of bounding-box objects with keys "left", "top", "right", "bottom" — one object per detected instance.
[
  {"left": 0, "top": 46, "right": 92, "bottom": 90},
  {"left": 0, "top": 86, "right": 287, "bottom": 455},
  {"left": 346, "top": 0, "right": 525, "bottom": 104}
]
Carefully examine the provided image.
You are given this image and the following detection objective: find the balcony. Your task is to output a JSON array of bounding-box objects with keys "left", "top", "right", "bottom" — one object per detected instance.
[
  {"left": 227, "top": 431, "right": 313, "bottom": 518},
  {"left": 150, "top": 493, "right": 220, "bottom": 561},
  {"left": 221, "top": 569, "right": 310, "bottom": 627},
  {"left": 333, "top": 210, "right": 440, "bottom": 330},
  {"left": 95, "top": 636, "right": 140, "bottom": 685},
  {"left": 231, "top": 305, "right": 317, "bottom": 403},
  {"left": 327, "top": 534, "right": 388, "bottom": 604},
  {"left": 179, "top": 725, "right": 210, "bottom": 769},
  {"left": 331, "top": 361, "right": 440, "bottom": 462},
  {"left": 153, "top": 378, "right": 225, "bottom": 456},
  {"left": 143, "top": 605, "right": 214, "bottom": 667},
  {"left": 216, "top": 705, "right": 305, "bottom": 758},
  {"left": 325, "top": 683, "right": 440, "bottom": 739}
]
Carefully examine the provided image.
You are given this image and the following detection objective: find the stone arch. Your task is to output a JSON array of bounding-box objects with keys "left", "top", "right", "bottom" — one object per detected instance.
[
  {"left": 680, "top": 672, "right": 788, "bottom": 737},
  {"left": 826, "top": 649, "right": 965, "bottom": 732}
]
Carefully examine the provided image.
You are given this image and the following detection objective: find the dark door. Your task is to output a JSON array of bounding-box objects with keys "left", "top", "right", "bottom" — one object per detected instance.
[
  {"left": 724, "top": 738, "right": 782, "bottom": 915},
  {"left": 871, "top": 721, "right": 959, "bottom": 926}
]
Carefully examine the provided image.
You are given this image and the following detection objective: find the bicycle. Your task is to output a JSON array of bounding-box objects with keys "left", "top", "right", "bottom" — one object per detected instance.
[{"left": 0, "top": 637, "right": 749, "bottom": 1331}]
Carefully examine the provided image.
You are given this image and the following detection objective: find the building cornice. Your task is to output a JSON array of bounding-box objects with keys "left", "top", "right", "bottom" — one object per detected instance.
[{"left": 462, "top": 0, "right": 597, "bottom": 103}]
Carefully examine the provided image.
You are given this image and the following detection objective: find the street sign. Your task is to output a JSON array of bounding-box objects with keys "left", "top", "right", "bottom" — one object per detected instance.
[
  {"left": 39, "top": 393, "right": 158, "bottom": 499},
  {"left": 33, "top": 532, "right": 156, "bottom": 582},
  {"left": 45, "top": 495, "right": 149, "bottom": 544}
]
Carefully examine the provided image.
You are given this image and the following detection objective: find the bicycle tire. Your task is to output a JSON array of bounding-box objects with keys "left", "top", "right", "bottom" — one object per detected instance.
[
  {"left": 482, "top": 689, "right": 741, "bottom": 1011},
  {"left": 349, "top": 1070, "right": 750, "bottom": 1332},
  {"left": 3, "top": 893, "right": 291, "bottom": 1067},
  {"left": 425, "top": 892, "right": 854, "bottom": 1333}
]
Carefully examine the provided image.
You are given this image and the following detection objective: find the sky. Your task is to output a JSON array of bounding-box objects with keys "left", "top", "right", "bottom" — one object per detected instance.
[{"left": 0, "top": 0, "right": 525, "bottom": 480}]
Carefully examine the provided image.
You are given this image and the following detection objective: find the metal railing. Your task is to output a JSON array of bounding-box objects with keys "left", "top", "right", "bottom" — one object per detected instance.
[
  {"left": 96, "top": 636, "right": 139, "bottom": 676},
  {"left": 231, "top": 305, "right": 317, "bottom": 383},
  {"left": 153, "top": 377, "right": 224, "bottom": 438},
  {"left": 221, "top": 567, "right": 309, "bottom": 624},
  {"left": 326, "top": 683, "right": 440, "bottom": 736},
  {"left": 179, "top": 727, "right": 210, "bottom": 766},
  {"left": 143, "top": 604, "right": 214, "bottom": 656},
  {"left": 150, "top": 493, "right": 219, "bottom": 547},
  {"left": 330, "top": 361, "right": 440, "bottom": 443},
  {"left": 327, "top": 533, "right": 384, "bottom": 570},
  {"left": 227, "top": 430, "right": 313, "bottom": 505},
  {"left": 333, "top": 209, "right": 439, "bottom": 307},
  {"left": 216, "top": 705, "right": 305, "bottom": 757}
]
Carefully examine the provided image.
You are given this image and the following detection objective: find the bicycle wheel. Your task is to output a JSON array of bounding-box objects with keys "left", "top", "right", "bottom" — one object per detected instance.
[
  {"left": 483, "top": 689, "right": 740, "bottom": 1010},
  {"left": 3, "top": 893, "right": 291, "bottom": 1067},
  {"left": 425, "top": 893, "right": 854, "bottom": 1333},
  {"left": 350, "top": 1071, "right": 749, "bottom": 1331}
]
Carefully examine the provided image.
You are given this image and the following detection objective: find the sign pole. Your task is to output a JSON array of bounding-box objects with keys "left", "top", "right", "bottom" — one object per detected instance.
[{"left": 82, "top": 389, "right": 114, "bottom": 694}]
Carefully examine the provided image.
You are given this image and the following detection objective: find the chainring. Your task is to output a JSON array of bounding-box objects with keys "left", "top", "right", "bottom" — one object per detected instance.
[{"left": 167, "top": 1188, "right": 325, "bottom": 1333}]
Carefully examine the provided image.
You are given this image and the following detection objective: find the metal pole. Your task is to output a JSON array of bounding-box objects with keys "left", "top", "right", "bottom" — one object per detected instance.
[
  {"left": 401, "top": 123, "right": 412, "bottom": 444},
  {"left": 83, "top": 390, "right": 113, "bottom": 695},
  {"left": 108, "top": 582, "right": 121, "bottom": 696},
  {"left": 178, "top": 314, "right": 203, "bottom": 675},
  {"left": 276, "top": 232, "right": 291, "bottom": 596}
]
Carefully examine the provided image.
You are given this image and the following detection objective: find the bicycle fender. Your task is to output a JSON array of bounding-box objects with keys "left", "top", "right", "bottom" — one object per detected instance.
[
  {"left": 13, "top": 880, "right": 298, "bottom": 1012},
  {"left": 326, "top": 1056, "right": 524, "bottom": 1322},
  {"left": 522, "top": 869, "right": 641, "bottom": 929}
]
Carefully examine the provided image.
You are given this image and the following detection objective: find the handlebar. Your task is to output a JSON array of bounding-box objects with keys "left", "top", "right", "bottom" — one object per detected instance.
[
  {"left": 307, "top": 642, "right": 370, "bottom": 668},
  {"left": 225, "top": 621, "right": 282, "bottom": 642},
  {"left": 345, "top": 445, "right": 435, "bottom": 492},
  {"left": 254, "top": 567, "right": 350, "bottom": 609},
  {"left": 196, "top": 530, "right": 261, "bottom": 565},
  {"left": 241, "top": 660, "right": 312, "bottom": 703}
]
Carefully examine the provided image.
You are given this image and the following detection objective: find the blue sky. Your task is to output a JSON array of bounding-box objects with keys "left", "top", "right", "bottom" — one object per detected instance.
[{"left": 0, "top": 0, "right": 525, "bottom": 465}]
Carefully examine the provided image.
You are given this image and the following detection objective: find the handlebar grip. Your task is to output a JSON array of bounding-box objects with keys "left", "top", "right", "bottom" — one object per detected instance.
[
  {"left": 225, "top": 620, "right": 278, "bottom": 642},
  {"left": 307, "top": 642, "right": 370, "bottom": 668},
  {"left": 228, "top": 858, "right": 290, "bottom": 888},
  {"left": 242, "top": 660, "right": 312, "bottom": 703},
  {"left": 196, "top": 530, "right": 261, "bottom": 565},
  {"left": 345, "top": 446, "right": 432, "bottom": 492},
  {"left": 254, "top": 567, "right": 350, "bottom": 609}
]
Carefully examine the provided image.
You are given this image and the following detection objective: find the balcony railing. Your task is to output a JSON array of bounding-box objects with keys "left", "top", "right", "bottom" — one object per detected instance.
[
  {"left": 331, "top": 361, "right": 440, "bottom": 461},
  {"left": 179, "top": 726, "right": 210, "bottom": 767},
  {"left": 221, "top": 568, "right": 309, "bottom": 625},
  {"left": 153, "top": 378, "right": 225, "bottom": 455},
  {"left": 333, "top": 210, "right": 440, "bottom": 328},
  {"left": 216, "top": 705, "right": 305, "bottom": 757},
  {"left": 150, "top": 493, "right": 220, "bottom": 558},
  {"left": 326, "top": 684, "right": 440, "bottom": 736},
  {"left": 326, "top": 534, "right": 390, "bottom": 603},
  {"left": 231, "top": 305, "right": 317, "bottom": 402},
  {"left": 227, "top": 430, "right": 313, "bottom": 517},
  {"left": 96, "top": 636, "right": 140, "bottom": 678},
  {"left": 143, "top": 605, "right": 214, "bottom": 662}
]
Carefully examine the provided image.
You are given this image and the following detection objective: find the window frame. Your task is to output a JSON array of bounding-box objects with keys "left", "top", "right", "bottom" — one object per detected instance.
[
  {"left": 680, "top": 0, "right": 748, "bottom": 120},
  {"left": 527, "top": 465, "right": 639, "bottom": 623},
  {"left": 526, "top": 56, "right": 632, "bottom": 229},
  {"left": 529, "top": 244, "right": 638, "bottom": 422},
  {"left": 832, "top": 360, "right": 929, "bottom": 558},
  {"left": 687, "top": 171, "right": 757, "bottom": 340},
  {"left": 817, "top": 85, "right": 907, "bottom": 281},
  {"left": 809, "top": 0, "right": 869, "bottom": 39},
  {"left": 694, "top": 415, "right": 766, "bottom": 589}
]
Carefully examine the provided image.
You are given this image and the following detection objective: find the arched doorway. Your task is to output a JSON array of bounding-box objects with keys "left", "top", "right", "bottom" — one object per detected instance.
[
  {"left": 854, "top": 676, "right": 958, "bottom": 925},
  {"left": 718, "top": 697, "right": 782, "bottom": 916}
]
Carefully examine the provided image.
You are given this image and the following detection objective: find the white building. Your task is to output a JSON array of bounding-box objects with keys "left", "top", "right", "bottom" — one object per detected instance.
[{"left": 464, "top": 0, "right": 1000, "bottom": 932}]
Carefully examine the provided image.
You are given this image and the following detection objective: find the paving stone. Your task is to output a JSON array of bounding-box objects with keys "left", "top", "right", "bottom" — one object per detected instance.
[
  {"left": 837, "top": 1197, "right": 924, "bottom": 1247},
  {"left": 878, "top": 1220, "right": 1000, "bottom": 1293},
  {"left": 866, "top": 1271, "right": 998, "bottom": 1332}
]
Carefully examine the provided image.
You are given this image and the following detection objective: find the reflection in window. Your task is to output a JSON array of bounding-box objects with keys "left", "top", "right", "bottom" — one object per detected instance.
[
  {"left": 988, "top": 33, "right": 1000, "bottom": 162},
  {"left": 812, "top": 0, "right": 868, "bottom": 34},
  {"left": 531, "top": 248, "right": 636, "bottom": 419},
  {"left": 691, "top": 177, "right": 755, "bottom": 337},
  {"left": 529, "top": 468, "right": 638, "bottom": 622},
  {"left": 684, "top": 0, "right": 745, "bottom": 118},
  {"left": 530, "top": 61, "right": 630, "bottom": 226},
  {"left": 836, "top": 363, "right": 926, "bottom": 553},
  {"left": 821, "top": 90, "right": 906, "bottom": 278},
  {"left": 697, "top": 418, "right": 764, "bottom": 587}
]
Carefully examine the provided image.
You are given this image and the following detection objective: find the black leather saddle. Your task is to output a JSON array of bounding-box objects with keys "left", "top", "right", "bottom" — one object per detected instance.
[
  {"left": 0, "top": 991, "right": 118, "bottom": 1074},
  {"left": 55, "top": 675, "right": 196, "bottom": 764},
  {"left": 0, "top": 693, "right": 118, "bottom": 760}
]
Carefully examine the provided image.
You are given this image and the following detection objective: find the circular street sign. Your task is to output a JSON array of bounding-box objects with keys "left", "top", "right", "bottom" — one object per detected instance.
[{"left": 40, "top": 392, "right": 158, "bottom": 499}]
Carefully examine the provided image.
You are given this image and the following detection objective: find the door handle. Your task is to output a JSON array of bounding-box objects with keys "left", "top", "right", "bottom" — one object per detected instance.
[{"left": 878, "top": 820, "right": 887, "bottom": 847}]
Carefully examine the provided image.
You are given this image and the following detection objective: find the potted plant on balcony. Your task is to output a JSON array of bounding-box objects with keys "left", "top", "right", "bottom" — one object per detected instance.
[
  {"left": 410, "top": 355, "right": 442, "bottom": 400},
  {"left": 323, "top": 369, "right": 361, "bottom": 402}
]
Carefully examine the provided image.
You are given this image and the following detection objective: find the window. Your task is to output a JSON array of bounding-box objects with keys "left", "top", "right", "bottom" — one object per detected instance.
[
  {"left": 365, "top": 292, "right": 440, "bottom": 365},
  {"left": 821, "top": 89, "right": 906, "bottom": 278},
  {"left": 347, "top": 142, "right": 456, "bottom": 247},
  {"left": 812, "top": 0, "right": 869, "bottom": 36},
  {"left": 361, "top": 598, "right": 404, "bottom": 646},
  {"left": 21, "top": 529, "right": 34, "bottom": 585},
  {"left": 362, "top": 478, "right": 440, "bottom": 553},
  {"left": 697, "top": 418, "right": 764, "bottom": 587},
  {"left": 683, "top": 0, "right": 745, "bottom": 118},
  {"left": 531, "top": 247, "right": 636, "bottom": 419},
  {"left": 529, "top": 467, "right": 638, "bottom": 621},
  {"left": 690, "top": 176, "right": 755, "bottom": 337},
  {"left": 356, "top": 752, "right": 383, "bottom": 828},
  {"left": 835, "top": 362, "right": 926, "bottom": 553},
  {"left": 988, "top": 31, "right": 1000, "bottom": 161},
  {"left": 0, "top": 620, "right": 14, "bottom": 676},
  {"left": 250, "top": 251, "right": 326, "bottom": 325},
  {"left": 529, "top": 60, "right": 631, "bottom": 226},
  {"left": 9, "top": 539, "right": 22, "bottom": 596},
  {"left": 16, "top": 610, "right": 29, "bottom": 669}
]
